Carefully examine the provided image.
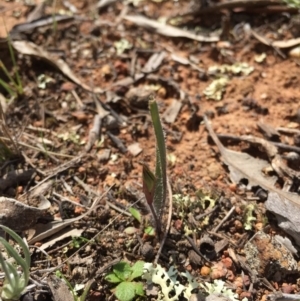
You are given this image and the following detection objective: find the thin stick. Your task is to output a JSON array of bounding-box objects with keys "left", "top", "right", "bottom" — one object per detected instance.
[
  {"left": 0, "top": 136, "right": 75, "bottom": 158},
  {"left": 20, "top": 155, "right": 83, "bottom": 198},
  {"left": 217, "top": 133, "right": 300, "bottom": 154},
  {"left": 213, "top": 206, "right": 235, "bottom": 232},
  {"left": 73, "top": 176, "right": 131, "bottom": 216},
  {"left": 32, "top": 198, "right": 143, "bottom": 279}
]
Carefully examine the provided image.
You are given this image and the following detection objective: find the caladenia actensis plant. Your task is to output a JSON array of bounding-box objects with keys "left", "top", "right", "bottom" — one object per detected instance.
[{"left": 142, "top": 96, "right": 167, "bottom": 237}]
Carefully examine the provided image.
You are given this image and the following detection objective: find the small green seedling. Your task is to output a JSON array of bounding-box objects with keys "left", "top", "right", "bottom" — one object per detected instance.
[
  {"left": 70, "top": 236, "right": 90, "bottom": 249},
  {"left": 125, "top": 207, "right": 155, "bottom": 236},
  {"left": 142, "top": 96, "right": 167, "bottom": 236},
  {"left": 0, "top": 225, "right": 31, "bottom": 300},
  {"left": 124, "top": 208, "right": 142, "bottom": 235},
  {"left": 105, "top": 261, "right": 145, "bottom": 301},
  {"left": 129, "top": 207, "right": 142, "bottom": 223}
]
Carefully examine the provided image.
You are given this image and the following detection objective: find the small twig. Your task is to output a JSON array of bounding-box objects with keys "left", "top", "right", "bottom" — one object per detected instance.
[
  {"left": 267, "top": 292, "right": 300, "bottom": 301},
  {"left": 85, "top": 114, "right": 102, "bottom": 152},
  {"left": 71, "top": 89, "right": 84, "bottom": 108},
  {"left": 20, "top": 155, "right": 83, "bottom": 198},
  {"left": 107, "top": 131, "right": 127, "bottom": 153},
  {"left": 185, "top": 235, "right": 210, "bottom": 263},
  {"left": 36, "top": 143, "right": 60, "bottom": 164},
  {"left": 217, "top": 133, "right": 300, "bottom": 154},
  {"left": 73, "top": 175, "right": 131, "bottom": 216},
  {"left": 154, "top": 177, "right": 173, "bottom": 264},
  {"left": 53, "top": 192, "right": 89, "bottom": 209},
  {"left": 213, "top": 206, "right": 235, "bottom": 232},
  {"left": 96, "top": 257, "right": 121, "bottom": 275},
  {"left": 277, "top": 127, "right": 300, "bottom": 135},
  {"left": 0, "top": 136, "right": 75, "bottom": 158},
  {"left": 195, "top": 206, "right": 219, "bottom": 220},
  {"left": 22, "top": 152, "right": 46, "bottom": 176},
  {"left": 207, "top": 231, "right": 238, "bottom": 247},
  {"left": 26, "top": 125, "right": 55, "bottom": 134},
  {"left": 193, "top": 0, "right": 283, "bottom": 15},
  {"left": 34, "top": 198, "right": 142, "bottom": 279}
]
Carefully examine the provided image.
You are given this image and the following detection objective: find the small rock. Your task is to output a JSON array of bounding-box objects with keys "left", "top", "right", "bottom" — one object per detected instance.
[
  {"left": 200, "top": 266, "right": 211, "bottom": 276},
  {"left": 126, "top": 86, "right": 153, "bottom": 110},
  {"left": 141, "top": 242, "right": 154, "bottom": 261},
  {"left": 206, "top": 163, "right": 222, "bottom": 180},
  {"left": 210, "top": 262, "right": 228, "bottom": 279},
  {"left": 281, "top": 283, "right": 294, "bottom": 294},
  {"left": 240, "top": 291, "right": 252, "bottom": 299}
]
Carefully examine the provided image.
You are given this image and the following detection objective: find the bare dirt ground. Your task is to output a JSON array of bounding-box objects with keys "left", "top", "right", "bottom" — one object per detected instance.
[{"left": 1, "top": 1, "right": 300, "bottom": 301}]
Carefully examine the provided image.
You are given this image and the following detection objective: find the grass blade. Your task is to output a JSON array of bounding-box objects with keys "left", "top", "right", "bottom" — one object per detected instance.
[{"left": 6, "top": 36, "right": 23, "bottom": 95}]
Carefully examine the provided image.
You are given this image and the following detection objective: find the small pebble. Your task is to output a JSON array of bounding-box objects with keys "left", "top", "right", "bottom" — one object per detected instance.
[
  {"left": 233, "top": 276, "right": 243, "bottom": 288},
  {"left": 221, "top": 257, "right": 233, "bottom": 269},
  {"left": 240, "top": 291, "right": 252, "bottom": 299},
  {"left": 200, "top": 266, "right": 211, "bottom": 276},
  {"left": 210, "top": 262, "right": 227, "bottom": 279},
  {"left": 281, "top": 283, "right": 294, "bottom": 294}
]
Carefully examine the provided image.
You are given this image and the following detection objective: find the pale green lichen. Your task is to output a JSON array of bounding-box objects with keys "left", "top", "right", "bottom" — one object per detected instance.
[
  {"left": 201, "top": 280, "right": 247, "bottom": 301},
  {"left": 143, "top": 263, "right": 247, "bottom": 301}
]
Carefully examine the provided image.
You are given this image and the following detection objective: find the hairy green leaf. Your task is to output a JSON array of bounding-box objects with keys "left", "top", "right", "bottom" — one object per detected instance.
[
  {"left": 113, "top": 262, "right": 132, "bottom": 281},
  {"left": 129, "top": 207, "right": 142, "bottom": 223},
  {"left": 129, "top": 261, "right": 145, "bottom": 281},
  {"left": 115, "top": 282, "right": 136, "bottom": 301},
  {"left": 105, "top": 273, "right": 122, "bottom": 283},
  {"left": 134, "top": 282, "right": 145, "bottom": 297}
]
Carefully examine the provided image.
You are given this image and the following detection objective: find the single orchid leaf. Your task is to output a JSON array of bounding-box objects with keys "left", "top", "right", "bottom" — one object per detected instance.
[
  {"left": 149, "top": 96, "right": 167, "bottom": 235},
  {"left": 142, "top": 163, "right": 156, "bottom": 205}
]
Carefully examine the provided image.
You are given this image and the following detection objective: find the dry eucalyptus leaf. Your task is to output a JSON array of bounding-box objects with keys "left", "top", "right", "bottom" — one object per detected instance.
[
  {"left": 38, "top": 228, "right": 83, "bottom": 251},
  {"left": 47, "top": 275, "right": 74, "bottom": 301},
  {"left": 127, "top": 143, "right": 142, "bottom": 157},
  {"left": 27, "top": 180, "right": 53, "bottom": 199},
  {"left": 274, "top": 235, "right": 298, "bottom": 255},
  {"left": 204, "top": 117, "right": 277, "bottom": 188},
  {"left": 0, "top": 197, "right": 49, "bottom": 232},
  {"left": 11, "top": 15, "right": 73, "bottom": 35},
  {"left": 163, "top": 99, "right": 182, "bottom": 123},
  {"left": 205, "top": 117, "right": 300, "bottom": 246},
  {"left": 272, "top": 38, "right": 300, "bottom": 49},
  {"left": 257, "top": 120, "right": 280, "bottom": 139},
  {"left": 26, "top": 2, "right": 47, "bottom": 22},
  {"left": 123, "top": 15, "right": 219, "bottom": 42},
  {"left": 142, "top": 51, "right": 167, "bottom": 73},
  {"left": 265, "top": 192, "right": 300, "bottom": 247},
  {"left": 12, "top": 41, "right": 102, "bottom": 93},
  {"left": 0, "top": 169, "right": 35, "bottom": 192},
  {"left": 28, "top": 195, "right": 104, "bottom": 244},
  {"left": 97, "top": 0, "right": 118, "bottom": 9},
  {"left": 250, "top": 29, "right": 300, "bottom": 57}
]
